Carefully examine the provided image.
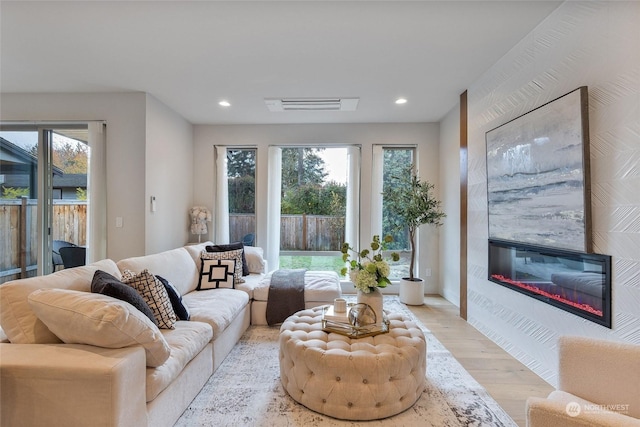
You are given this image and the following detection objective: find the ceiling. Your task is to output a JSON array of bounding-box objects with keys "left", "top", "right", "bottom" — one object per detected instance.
[{"left": 0, "top": 1, "right": 561, "bottom": 125}]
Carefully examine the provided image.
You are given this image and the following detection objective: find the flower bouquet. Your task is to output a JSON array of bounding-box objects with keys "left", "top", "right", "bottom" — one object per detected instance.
[{"left": 340, "top": 235, "right": 400, "bottom": 293}]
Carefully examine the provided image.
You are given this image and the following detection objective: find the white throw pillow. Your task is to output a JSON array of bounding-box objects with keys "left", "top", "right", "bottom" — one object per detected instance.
[
  {"left": 244, "top": 246, "right": 266, "bottom": 274},
  {"left": 27, "top": 288, "right": 171, "bottom": 367}
]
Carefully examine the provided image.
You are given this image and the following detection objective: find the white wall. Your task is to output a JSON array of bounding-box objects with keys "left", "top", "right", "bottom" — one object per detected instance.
[
  {"left": 193, "top": 122, "right": 442, "bottom": 291},
  {"left": 1, "top": 92, "right": 194, "bottom": 261},
  {"left": 439, "top": 104, "right": 461, "bottom": 304},
  {"left": 462, "top": 1, "right": 640, "bottom": 385},
  {"left": 145, "top": 94, "right": 194, "bottom": 253}
]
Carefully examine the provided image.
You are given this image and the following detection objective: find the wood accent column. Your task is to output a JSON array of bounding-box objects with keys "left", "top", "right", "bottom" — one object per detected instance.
[{"left": 460, "top": 91, "right": 468, "bottom": 320}]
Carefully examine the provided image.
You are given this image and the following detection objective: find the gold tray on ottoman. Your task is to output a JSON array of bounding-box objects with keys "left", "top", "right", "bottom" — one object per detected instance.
[{"left": 321, "top": 305, "right": 389, "bottom": 338}]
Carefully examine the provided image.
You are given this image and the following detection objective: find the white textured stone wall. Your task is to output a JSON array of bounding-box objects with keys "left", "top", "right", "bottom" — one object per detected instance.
[{"left": 466, "top": 1, "right": 640, "bottom": 386}]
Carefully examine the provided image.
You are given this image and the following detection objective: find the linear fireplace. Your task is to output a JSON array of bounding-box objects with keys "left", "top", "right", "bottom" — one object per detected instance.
[{"left": 488, "top": 239, "right": 612, "bottom": 328}]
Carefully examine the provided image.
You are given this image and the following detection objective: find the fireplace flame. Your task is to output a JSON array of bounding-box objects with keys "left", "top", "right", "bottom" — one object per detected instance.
[{"left": 491, "top": 274, "right": 603, "bottom": 316}]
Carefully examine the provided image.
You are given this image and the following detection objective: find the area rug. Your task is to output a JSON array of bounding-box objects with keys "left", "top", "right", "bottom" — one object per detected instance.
[{"left": 175, "top": 296, "right": 517, "bottom": 427}]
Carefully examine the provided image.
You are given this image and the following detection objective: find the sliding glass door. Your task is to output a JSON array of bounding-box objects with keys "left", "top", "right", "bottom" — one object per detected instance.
[{"left": 0, "top": 124, "right": 92, "bottom": 282}]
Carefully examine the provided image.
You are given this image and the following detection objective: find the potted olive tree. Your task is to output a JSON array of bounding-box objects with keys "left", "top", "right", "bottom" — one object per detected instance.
[{"left": 385, "top": 165, "right": 445, "bottom": 305}]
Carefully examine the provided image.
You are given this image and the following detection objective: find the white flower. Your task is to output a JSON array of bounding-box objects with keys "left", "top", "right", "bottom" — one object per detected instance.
[
  {"left": 355, "top": 270, "right": 378, "bottom": 292},
  {"left": 376, "top": 260, "right": 390, "bottom": 277},
  {"left": 341, "top": 235, "right": 399, "bottom": 292}
]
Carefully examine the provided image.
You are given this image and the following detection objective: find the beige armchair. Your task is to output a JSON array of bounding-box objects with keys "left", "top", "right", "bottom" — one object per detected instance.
[{"left": 526, "top": 336, "right": 640, "bottom": 427}]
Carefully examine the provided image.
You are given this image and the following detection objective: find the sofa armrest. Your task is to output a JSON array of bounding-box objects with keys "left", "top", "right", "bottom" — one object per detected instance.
[
  {"left": 558, "top": 336, "right": 640, "bottom": 419},
  {"left": 1, "top": 343, "right": 148, "bottom": 427},
  {"left": 527, "top": 396, "right": 640, "bottom": 427}
]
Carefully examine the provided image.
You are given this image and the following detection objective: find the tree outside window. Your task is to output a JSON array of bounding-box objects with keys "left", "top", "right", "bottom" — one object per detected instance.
[
  {"left": 382, "top": 147, "right": 415, "bottom": 280},
  {"left": 279, "top": 147, "right": 347, "bottom": 272},
  {"left": 227, "top": 149, "right": 256, "bottom": 243}
]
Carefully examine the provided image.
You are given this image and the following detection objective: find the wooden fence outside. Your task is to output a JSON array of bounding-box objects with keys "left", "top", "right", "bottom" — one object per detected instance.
[
  {"left": 279, "top": 214, "right": 345, "bottom": 251},
  {"left": 229, "top": 214, "right": 256, "bottom": 245},
  {"left": 1, "top": 207, "right": 342, "bottom": 284},
  {"left": 0, "top": 198, "right": 87, "bottom": 284},
  {"left": 229, "top": 214, "right": 345, "bottom": 251}
]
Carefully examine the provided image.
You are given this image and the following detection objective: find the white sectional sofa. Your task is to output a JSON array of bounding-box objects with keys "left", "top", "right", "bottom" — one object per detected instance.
[{"left": 0, "top": 241, "right": 273, "bottom": 427}]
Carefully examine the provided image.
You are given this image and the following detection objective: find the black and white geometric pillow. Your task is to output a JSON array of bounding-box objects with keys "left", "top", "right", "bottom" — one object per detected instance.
[
  {"left": 198, "top": 258, "right": 236, "bottom": 290},
  {"left": 122, "top": 269, "right": 177, "bottom": 329},
  {"left": 200, "top": 249, "right": 245, "bottom": 284}
]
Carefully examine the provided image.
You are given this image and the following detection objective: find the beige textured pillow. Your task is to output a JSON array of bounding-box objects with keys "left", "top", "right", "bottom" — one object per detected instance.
[
  {"left": 0, "top": 259, "right": 121, "bottom": 344},
  {"left": 27, "top": 288, "right": 171, "bottom": 367}
]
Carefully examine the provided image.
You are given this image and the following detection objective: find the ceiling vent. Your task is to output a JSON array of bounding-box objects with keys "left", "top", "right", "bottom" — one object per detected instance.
[{"left": 265, "top": 97, "right": 359, "bottom": 112}]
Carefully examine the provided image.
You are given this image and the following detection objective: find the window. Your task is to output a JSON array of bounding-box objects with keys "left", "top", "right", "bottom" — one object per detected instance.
[
  {"left": 377, "top": 146, "right": 416, "bottom": 281},
  {"left": 226, "top": 148, "right": 256, "bottom": 245},
  {"left": 278, "top": 147, "right": 348, "bottom": 272}
]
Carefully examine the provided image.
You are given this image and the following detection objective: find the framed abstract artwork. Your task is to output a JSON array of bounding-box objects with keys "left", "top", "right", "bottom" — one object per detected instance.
[{"left": 485, "top": 86, "right": 591, "bottom": 252}]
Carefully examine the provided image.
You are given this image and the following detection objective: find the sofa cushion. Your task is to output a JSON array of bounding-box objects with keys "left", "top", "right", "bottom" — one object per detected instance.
[
  {"left": 234, "top": 273, "right": 264, "bottom": 299},
  {"left": 182, "top": 289, "right": 249, "bottom": 338},
  {"left": 27, "top": 289, "right": 171, "bottom": 367},
  {"left": 244, "top": 246, "right": 266, "bottom": 274},
  {"left": 253, "top": 270, "right": 341, "bottom": 302},
  {"left": 0, "top": 259, "right": 121, "bottom": 344},
  {"left": 156, "top": 275, "right": 190, "bottom": 321},
  {"left": 121, "top": 269, "right": 177, "bottom": 329},
  {"left": 206, "top": 242, "right": 249, "bottom": 276},
  {"left": 91, "top": 270, "right": 157, "bottom": 325},
  {"left": 145, "top": 321, "right": 213, "bottom": 402},
  {"left": 198, "top": 259, "right": 236, "bottom": 290},
  {"left": 117, "top": 247, "right": 199, "bottom": 296},
  {"left": 183, "top": 241, "right": 211, "bottom": 259}
]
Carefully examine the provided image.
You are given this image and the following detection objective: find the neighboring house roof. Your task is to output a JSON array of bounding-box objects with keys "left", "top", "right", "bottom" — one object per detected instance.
[
  {"left": 0, "top": 137, "right": 64, "bottom": 176},
  {"left": 2, "top": 173, "right": 87, "bottom": 188}
]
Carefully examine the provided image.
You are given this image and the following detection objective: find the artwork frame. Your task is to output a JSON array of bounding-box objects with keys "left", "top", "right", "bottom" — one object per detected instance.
[{"left": 485, "top": 86, "right": 592, "bottom": 252}]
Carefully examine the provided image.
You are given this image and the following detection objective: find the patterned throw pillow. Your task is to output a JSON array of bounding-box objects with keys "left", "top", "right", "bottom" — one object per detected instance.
[
  {"left": 91, "top": 270, "right": 157, "bottom": 326},
  {"left": 206, "top": 242, "right": 249, "bottom": 276},
  {"left": 198, "top": 259, "right": 236, "bottom": 290},
  {"left": 122, "top": 269, "right": 177, "bottom": 329},
  {"left": 200, "top": 249, "right": 245, "bottom": 284},
  {"left": 155, "top": 275, "right": 190, "bottom": 320}
]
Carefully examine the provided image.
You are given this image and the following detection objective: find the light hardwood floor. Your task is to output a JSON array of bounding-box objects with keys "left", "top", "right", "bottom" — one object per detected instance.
[{"left": 405, "top": 295, "right": 554, "bottom": 427}]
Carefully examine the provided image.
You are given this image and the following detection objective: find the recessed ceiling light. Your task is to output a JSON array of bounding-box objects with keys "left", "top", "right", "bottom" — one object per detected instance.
[
  {"left": 219, "top": 100, "right": 231, "bottom": 107},
  {"left": 395, "top": 98, "right": 408, "bottom": 105}
]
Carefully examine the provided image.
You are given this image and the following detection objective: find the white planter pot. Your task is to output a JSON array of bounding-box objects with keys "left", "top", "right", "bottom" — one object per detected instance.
[{"left": 399, "top": 278, "right": 425, "bottom": 305}]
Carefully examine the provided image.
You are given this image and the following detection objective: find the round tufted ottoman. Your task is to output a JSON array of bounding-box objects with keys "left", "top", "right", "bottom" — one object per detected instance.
[{"left": 278, "top": 306, "right": 426, "bottom": 420}]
